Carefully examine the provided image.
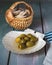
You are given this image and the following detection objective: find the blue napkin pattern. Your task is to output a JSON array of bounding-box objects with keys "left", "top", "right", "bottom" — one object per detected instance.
[{"left": 45, "top": 31, "right": 52, "bottom": 43}]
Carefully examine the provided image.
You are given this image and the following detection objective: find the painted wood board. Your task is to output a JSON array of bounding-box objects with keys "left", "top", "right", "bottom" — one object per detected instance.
[
  {"left": 0, "top": 2, "right": 13, "bottom": 65},
  {"left": 41, "top": 2, "right": 52, "bottom": 52}
]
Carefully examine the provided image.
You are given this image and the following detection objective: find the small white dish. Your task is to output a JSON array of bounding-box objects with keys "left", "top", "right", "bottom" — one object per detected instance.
[{"left": 2, "top": 30, "right": 46, "bottom": 54}]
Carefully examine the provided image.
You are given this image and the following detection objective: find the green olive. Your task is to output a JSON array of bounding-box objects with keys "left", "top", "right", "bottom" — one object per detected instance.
[
  {"left": 30, "top": 37, "right": 35, "bottom": 42},
  {"left": 19, "top": 34, "right": 26, "bottom": 39},
  {"left": 18, "top": 44, "right": 26, "bottom": 49},
  {"left": 27, "top": 34, "right": 32, "bottom": 38},
  {"left": 26, "top": 41, "right": 34, "bottom": 47},
  {"left": 33, "top": 37, "right": 38, "bottom": 42},
  {"left": 30, "top": 37, "right": 38, "bottom": 42},
  {"left": 15, "top": 37, "right": 21, "bottom": 43},
  {"left": 20, "top": 40, "right": 26, "bottom": 44},
  {"left": 24, "top": 37, "right": 30, "bottom": 41}
]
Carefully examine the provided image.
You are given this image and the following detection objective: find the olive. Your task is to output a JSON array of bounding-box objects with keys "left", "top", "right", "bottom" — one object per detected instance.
[
  {"left": 19, "top": 34, "right": 27, "bottom": 39},
  {"left": 20, "top": 40, "right": 26, "bottom": 44},
  {"left": 34, "top": 37, "right": 38, "bottom": 42},
  {"left": 30, "top": 37, "right": 35, "bottom": 42},
  {"left": 18, "top": 43, "right": 26, "bottom": 49},
  {"left": 24, "top": 37, "right": 30, "bottom": 41},
  {"left": 27, "top": 34, "right": 32, "bottom": 38},
  {"left": 20, "top": 34, "right": 26, "bottom": 37},
  {"left": 15, "top": 37, "right": 21, "bottom": 43},
  {"left": 33, "top": 37, "right": 38, "bottom": 42},
  {"left": 26, "top": 41, "right": 34, "bottom": 47},
  {"left": 30, "top": 37, "right": 38, "bottom": 42}
]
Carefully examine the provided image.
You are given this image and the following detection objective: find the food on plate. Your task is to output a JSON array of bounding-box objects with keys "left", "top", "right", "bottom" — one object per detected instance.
[
  {"left": 2, "top": 30, "right": 46, "bottom": 54},
  {"left": 18, "top": 43, "right": 26, "bottom": 49},
  {"left": 15, "top": 34, "right": 38, "bottom": 49},
  {"left": 19, "top": 34, "right": 27, "bottom": 38},
  {"left": 30, "top": 37, "right": 38, "bottom": 42},
  {"left": 24, "top": 36, "right": 30, "bottom": 41},
  {"left": 26, "top": 41, "right": 34, "bottom": 47},
  {"left": 27, "top": 34, "right": 33, "bottom": 38}
]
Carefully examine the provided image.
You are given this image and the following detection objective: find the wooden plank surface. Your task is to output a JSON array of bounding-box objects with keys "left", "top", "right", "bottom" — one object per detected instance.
[
  {"left": 0, "top": 2, "right": 13, "bottom": 65},
  {"left": 9, "top": 2, "right": 45, "bottom": 65},
  {"left": 41, "top": 2, "right": 52, "bottom": 52}
]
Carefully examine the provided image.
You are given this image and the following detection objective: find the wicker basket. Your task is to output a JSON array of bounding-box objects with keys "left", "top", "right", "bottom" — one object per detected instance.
[{"left": 5, "top": 1, "right": 33, "bottom": 30}]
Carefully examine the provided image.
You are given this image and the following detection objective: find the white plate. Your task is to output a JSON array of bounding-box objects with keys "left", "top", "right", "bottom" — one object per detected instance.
[{"left": 2, "top": 31, "right": 46, "bottom": 54}]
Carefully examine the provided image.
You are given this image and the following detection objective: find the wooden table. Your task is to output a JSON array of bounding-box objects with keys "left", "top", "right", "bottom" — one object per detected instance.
[{"left": 0, "top": 1, "right": 52, "bottom": 65}]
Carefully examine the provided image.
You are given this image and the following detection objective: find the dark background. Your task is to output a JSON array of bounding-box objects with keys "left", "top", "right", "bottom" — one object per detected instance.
[{"left": 0, "top": 0, "right": 52, "bottom": 3}]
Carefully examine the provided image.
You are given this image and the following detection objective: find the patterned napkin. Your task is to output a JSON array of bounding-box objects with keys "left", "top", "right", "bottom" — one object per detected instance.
[{"left": 43, "top": 31, "right": 52, "bottom": 65}]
